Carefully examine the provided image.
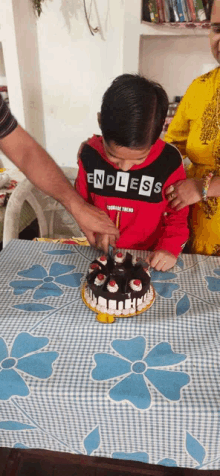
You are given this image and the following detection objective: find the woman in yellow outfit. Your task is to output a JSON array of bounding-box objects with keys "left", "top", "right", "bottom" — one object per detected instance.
[{"left": 165, "top": 0, "right": 220, "bottom": 255}]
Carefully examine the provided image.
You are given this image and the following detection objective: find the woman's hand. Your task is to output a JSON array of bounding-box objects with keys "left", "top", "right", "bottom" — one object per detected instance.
[
  {"left": 165, "top": 178, "right": 203, "bottom": 210},
  {"left": 146, "top": 250, "right": 177, "bottom": 271}
]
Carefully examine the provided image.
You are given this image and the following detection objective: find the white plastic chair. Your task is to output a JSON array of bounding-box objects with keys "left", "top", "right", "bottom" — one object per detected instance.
[{"left": 3, "top": 167, "right": 84, "bottom": 247}]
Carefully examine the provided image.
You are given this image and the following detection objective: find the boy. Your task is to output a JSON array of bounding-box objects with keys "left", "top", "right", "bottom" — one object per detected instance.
[{"left": 76, "top": 74, "right": 189, "bottom": 271}]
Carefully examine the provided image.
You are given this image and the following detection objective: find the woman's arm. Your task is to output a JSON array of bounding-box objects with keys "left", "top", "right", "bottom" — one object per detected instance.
[
  {"left": 166, "top": 176, "right": 220, "bottom": 210},
  {"left": 207, "top": 176, "right": 220, "bottom": 198},
  {"left": 0, "top": 125, "right": 119, "bottom": 245}
]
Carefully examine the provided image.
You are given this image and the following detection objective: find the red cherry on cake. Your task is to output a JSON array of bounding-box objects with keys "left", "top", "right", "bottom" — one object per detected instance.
[
  {"left": 109, "top": 280, "right": 116, "bottom": 287},
  {"left": 134, "top": 279, "right": 141, "bottom": 286},
  {"left": 90, "top": 263, "right": 99, "bottom": 269},
  {"left": 129, "top": 278, "right": 142, "bottom": 291},
  {"left": 115, "top": 252, "right": 124, "bottom": 263},
  {"left": 107, "top": 279, "right": 119, "bottom": 292},
  {"left": 94, "top": 273, "right": 106, "bottom": 286},
  {"left": 99, "top": 256, "right": 106, "bottom": 262}
]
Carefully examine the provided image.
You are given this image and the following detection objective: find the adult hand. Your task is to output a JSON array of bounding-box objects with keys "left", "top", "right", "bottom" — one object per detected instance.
[
  {"left": 145, "top": 250, "right": 177, "bottom": 272},
  {"left": 73, "top": 201, "right": 119, "bottom": 248},
  {"left": 165, "top": 178, "right": 203, "bottom": 210},
  {"left": 95, "top": 233, "right": 117, "bottom": 254}
]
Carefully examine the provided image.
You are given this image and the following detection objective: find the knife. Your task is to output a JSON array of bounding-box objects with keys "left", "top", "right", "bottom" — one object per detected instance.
[{"left": 108, "top": 244, "right": 114, "bottom": 258}]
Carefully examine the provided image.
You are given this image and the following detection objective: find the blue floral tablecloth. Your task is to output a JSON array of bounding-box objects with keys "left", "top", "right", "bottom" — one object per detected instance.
[{"left": 0, "top": 239, "right": 220, "bottom": 470}]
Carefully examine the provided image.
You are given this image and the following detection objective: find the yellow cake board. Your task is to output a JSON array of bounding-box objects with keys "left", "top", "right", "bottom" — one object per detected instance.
[{"left": 81, "top": 283, "right": 155, "bottom": 324}]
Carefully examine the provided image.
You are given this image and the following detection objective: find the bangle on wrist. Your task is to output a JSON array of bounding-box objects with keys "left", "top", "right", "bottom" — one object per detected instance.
[{"left": 202, "top": 172, "right": 213, "bottom": 202}]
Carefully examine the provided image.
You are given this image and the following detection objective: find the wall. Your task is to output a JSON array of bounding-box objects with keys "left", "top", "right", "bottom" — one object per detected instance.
[
  {"left": 0, "top": 0, "right": 46, "bottom": 167},
  {"left": 0, "top": 44, "right": 6, "bottom": 81},
  {"left": 140, "top": 35, "right": 217, "bottom": 101},
  {"left": 1, "top": 0, "right": 217, "bottom": 169},
  {"left": 35, "top": 0, "right": 125, "bottom": 167}
]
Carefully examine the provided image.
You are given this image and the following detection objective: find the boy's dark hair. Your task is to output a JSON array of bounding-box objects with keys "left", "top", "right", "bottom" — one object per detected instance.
[{"left": 100, "top": 74, "right": 168, "bottom": 148}]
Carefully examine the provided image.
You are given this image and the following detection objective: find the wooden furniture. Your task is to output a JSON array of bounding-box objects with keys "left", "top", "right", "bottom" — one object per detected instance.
[{"left": 0, "top": 448, "right": 219, "bottom": 475}]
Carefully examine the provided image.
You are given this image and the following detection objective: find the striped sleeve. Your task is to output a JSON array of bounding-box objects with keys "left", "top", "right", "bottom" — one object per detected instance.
[{"left": 0, "top": 94, "right": 18, "bottom": 139}]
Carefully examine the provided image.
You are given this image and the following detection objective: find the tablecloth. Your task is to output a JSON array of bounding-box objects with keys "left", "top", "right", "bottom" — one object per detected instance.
[{"left": 0, "top": 239, "right": 220, "bottom": 470}]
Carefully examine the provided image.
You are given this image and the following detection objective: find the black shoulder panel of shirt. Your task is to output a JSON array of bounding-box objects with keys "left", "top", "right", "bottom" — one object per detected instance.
[
  {"left": 0, "top": 94, "right": 18, "bottom": 139},
  {"left": 80, "top": 141, "right": 182, "bottom": 203}
]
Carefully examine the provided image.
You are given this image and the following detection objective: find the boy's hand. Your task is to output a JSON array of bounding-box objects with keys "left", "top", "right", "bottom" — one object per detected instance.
[
  {"left": 146, "top": 250, "right": 177, "bottom": 272},
  {"left": 95, "top": 233, "right": 117, "bottom": 254}
]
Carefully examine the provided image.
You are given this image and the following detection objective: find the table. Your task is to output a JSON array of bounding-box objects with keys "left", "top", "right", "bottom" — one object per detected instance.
[
  {"left": 0, "top": 448, "right": 215, "bottom": 476},
  {"left": 0, "top": 239, "right": 220, "bottom": 471}
]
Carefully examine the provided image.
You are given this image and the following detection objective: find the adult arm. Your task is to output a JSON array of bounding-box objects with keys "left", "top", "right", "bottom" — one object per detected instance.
[
  {"left": 0, "top": 125, "right": 119, "bottom": 245},
  {"left": 75, "top": 157, "right": 117, "bottom": 252},
  {"left": 166, "top": 175, "right": 220, "bottom": 210}
]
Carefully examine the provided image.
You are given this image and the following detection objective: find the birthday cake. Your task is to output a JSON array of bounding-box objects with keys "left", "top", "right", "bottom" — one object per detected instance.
[{"left": 82, "top": 251, "right": 155, "bottom": 321}]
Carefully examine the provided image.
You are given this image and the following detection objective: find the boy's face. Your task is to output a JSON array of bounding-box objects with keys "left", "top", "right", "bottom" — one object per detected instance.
[{"left": 103, "top": 140, "right": 150, "bottom": 171}]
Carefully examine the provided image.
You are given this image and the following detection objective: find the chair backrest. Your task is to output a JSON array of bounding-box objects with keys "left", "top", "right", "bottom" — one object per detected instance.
[{"left": 3, "top": 167, "right": 83, "bottom": 247}]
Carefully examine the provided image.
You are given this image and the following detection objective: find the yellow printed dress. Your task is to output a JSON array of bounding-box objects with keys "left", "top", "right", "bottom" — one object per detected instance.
[{"left": 165, "top": 67, "right": 220, "bottom": 255}]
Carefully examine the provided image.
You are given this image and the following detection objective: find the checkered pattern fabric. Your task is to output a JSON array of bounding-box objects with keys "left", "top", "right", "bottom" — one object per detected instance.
[{"left": 0, "top": 239, "right": 220, "bottom": 470}]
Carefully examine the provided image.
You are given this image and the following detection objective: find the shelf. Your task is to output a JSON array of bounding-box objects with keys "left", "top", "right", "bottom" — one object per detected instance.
[{"left": 140, "top": 21, "right": 210, "bottom": 36}]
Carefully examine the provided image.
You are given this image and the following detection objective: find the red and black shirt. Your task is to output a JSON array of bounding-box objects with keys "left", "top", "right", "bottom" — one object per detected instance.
[{"left": 76, "top": 135, "right": 189, "bottom": 255}]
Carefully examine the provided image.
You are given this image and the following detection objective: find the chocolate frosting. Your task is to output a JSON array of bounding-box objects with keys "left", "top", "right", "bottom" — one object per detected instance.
[{"left": 87, "top": 252, "right": 150, "bottom": 303}]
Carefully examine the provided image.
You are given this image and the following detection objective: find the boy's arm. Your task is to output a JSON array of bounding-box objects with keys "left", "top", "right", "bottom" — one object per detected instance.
[{"left": 153, "top": 163, "right": 189, "bottom": 257}]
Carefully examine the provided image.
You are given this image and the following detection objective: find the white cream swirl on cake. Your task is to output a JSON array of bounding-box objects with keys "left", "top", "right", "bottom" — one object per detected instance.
[
  {"left": 83, "top": 252, "right": 153, "bottom": 317},
  {"left": 97, "top": 255, "right": 108, "bottom": 266},
  {"left": 94, "top": 273, "right": 106, "bottom": 286},
  {"left": 107, "top": 279, "right": 119, "bottom": 293},
  {"left": 89, "top": 263, "right": 101, "bottom": 273},
  {"left": 129, "top": 279, "right": 142, "bottom": 292},
  {"left": 114, "top": 252, "right": 125, "bottom": 264}
]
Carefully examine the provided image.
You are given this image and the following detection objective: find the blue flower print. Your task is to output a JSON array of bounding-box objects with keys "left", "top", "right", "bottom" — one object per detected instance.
[
  {"left": 113, "top": 452, "right": 177, "bottom": 467},
  {"left": 151, "top": 270, "right": 179, "bottom": 299},
  {"left": 205, "top": 268, "right": 220, "bottom": 292},
  {"left": 0, "top": 332, "right": 58, "bottom": 400},
  {"left": 113, "top": 452, "right": 150, "bottom": 464},
  {"left": 151, "top": 270, "right": 191, "bottom": 316},
  {"left": 92, "top": 337, "right": 190, "bottom": 410},
  {"left": 9, "top": 263, "right": 83, "bottom": 300}
]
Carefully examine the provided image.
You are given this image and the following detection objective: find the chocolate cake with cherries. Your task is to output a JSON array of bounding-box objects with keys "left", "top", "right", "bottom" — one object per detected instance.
[{"left": 82, "top": 251, "right": 155, "bottom": 319}]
